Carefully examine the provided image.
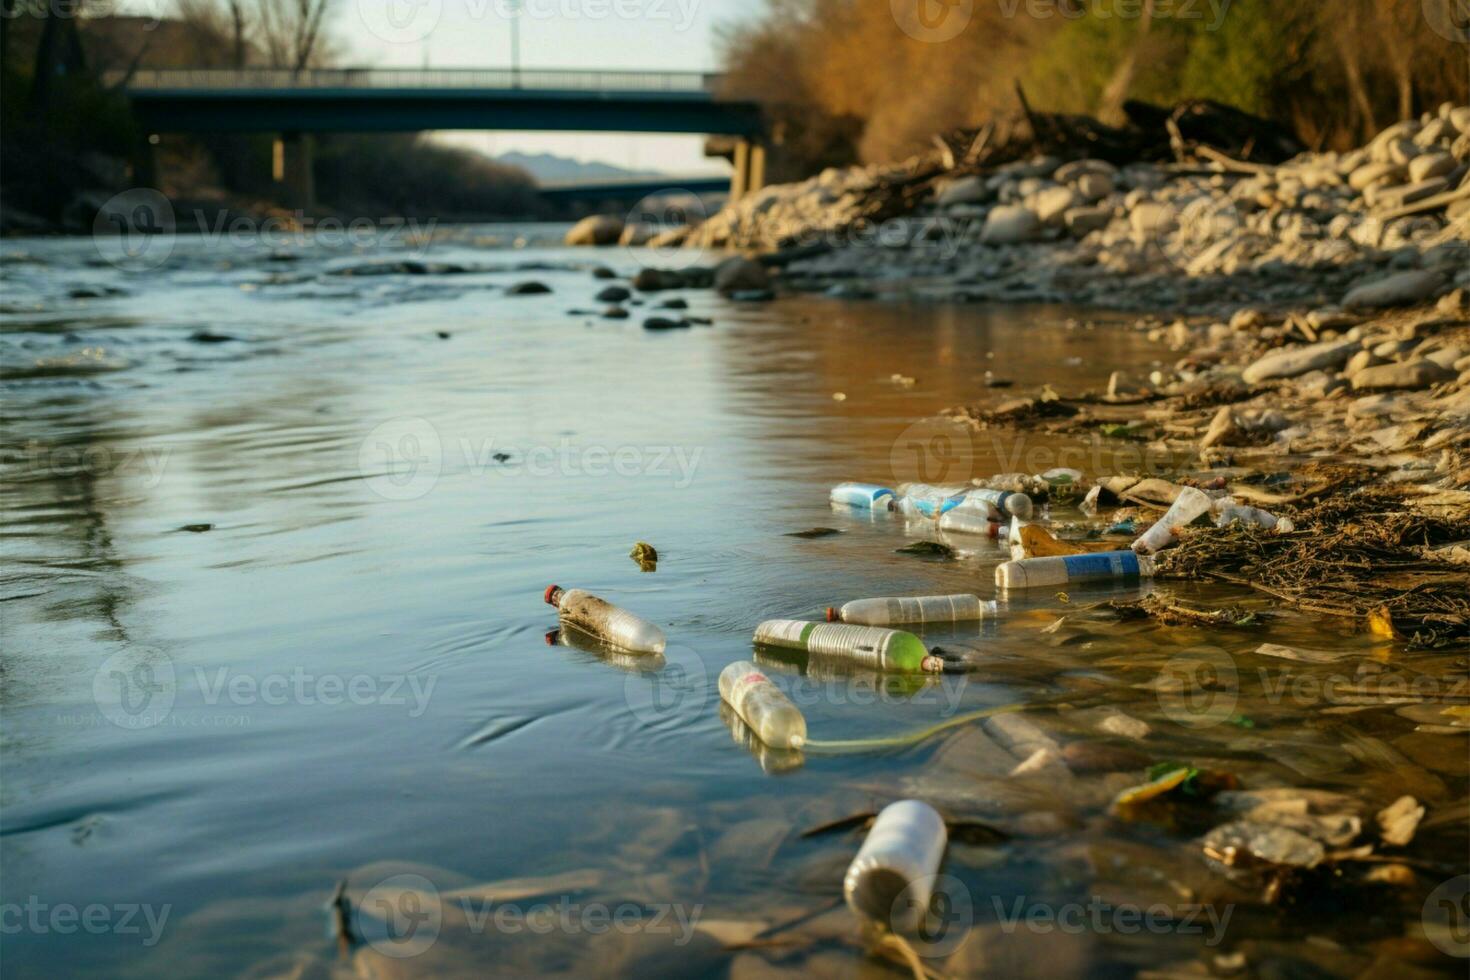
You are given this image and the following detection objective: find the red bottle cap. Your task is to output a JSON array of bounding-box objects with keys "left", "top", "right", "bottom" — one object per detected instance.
[
  {"left": 826, "top": 607, "right": 838, "bottom": 622},
  {"left": 544, "top": 584, "right": 561, "bottom": 606}
]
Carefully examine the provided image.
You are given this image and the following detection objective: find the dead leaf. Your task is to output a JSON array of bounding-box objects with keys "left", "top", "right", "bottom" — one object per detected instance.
[
  {"left": 1019, "top": 524, "right": 1088, "bottom": 558},
  {"left": 1368, "top": 606, "right": 1398, "bottom": 639}
]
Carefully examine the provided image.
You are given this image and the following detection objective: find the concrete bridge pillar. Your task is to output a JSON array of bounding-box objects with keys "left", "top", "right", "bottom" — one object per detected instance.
[
  {"left": 273, "top": 132, "right": 316, "bottom": 211},
  {"left": 728, "top": 139, "right": 767, "bottom": 203}
]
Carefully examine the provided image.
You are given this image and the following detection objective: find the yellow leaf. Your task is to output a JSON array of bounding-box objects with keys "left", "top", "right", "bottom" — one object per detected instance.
[
  {"left": 1368, "top": 606, "right": 1397, "bottom": 639},
  {"left": 1020, "top": 524, "right": 1088, "bottom": 558}
]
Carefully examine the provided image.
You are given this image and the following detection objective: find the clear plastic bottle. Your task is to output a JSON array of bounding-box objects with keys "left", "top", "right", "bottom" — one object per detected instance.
[
  {"left": 543, "top": 627, "right": 661, "bottom": 672},
  {"left": 936, "top": 508, "right": 1001, "bottom": 537},
  {"left": 719, "top": 702, "right": 804, "bottom": 774},
  {"left": 844, "top": 800, "right": 948, "bottom": 933},
  {"left": 754, "top": 620, "right": 942, "bottom": 673},
  {"left": 895, "top": 483, "right": 970, "bottom": 519},
  {"left": 718, "top": 660, "right": 807, "bottom": 750},
  {"left": 828, "top": 595, "right": 997, "bottom": 626},
  {"left": 831, "top": 483, "right": 896, "bottom": 509},
  {"left": 543, "top": 586, "right": 667, "bottom": 655},
  {"left": 1132, "top": 486, "right": 1214, "bottom": 554},
  {"left": 1213, "top": 499, "right": 1295, "bottom": 532},
  {"left": 966, "top": 487, "right": 1034, "bottom": 519},
  {"left": 995, "top": 551, "right": 1157, "bottom": 589}
]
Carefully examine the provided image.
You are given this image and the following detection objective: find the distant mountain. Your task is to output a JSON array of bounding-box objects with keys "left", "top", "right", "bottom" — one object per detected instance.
[{"left": 494, "top": 151, "right": 661, "bottom": 184}]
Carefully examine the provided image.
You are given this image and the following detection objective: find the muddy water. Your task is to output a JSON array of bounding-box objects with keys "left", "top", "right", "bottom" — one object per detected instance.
[{"left": 1, "top": 228, "right": 1465, "bottom": 978}]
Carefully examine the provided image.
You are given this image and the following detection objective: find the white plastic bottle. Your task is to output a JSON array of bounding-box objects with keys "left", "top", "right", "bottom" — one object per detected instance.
[
  {"left": 828, "top": 595, "right": 997, "bottom": 627},
  {"left": 996, "top": 551, "right": 1157, "bottom": 589},
  {"left": 718, "top": 661, "right": 807, "bottom": 750},
  {"left": 543, "top": 586, "right": 666, "bottom": 655},
  {"left": 844, "top": 800, "right": 948, "bottom": 933},
  {"left": 831, "top": 483, "right": 896, "bottom": 509},
  {"left": 719, "top": 702, "right": 804, "bottom": 773},
  {"left": 754, "top": 620, "right": 943, "bottom": 673},
  {"left": 1132, "top": 486, "right": 1214, "bottom": 554},
  {"left": 1213, "top": 498, "right": 1295, "bottom": 532},
  {"left": 937, "top": 508, "right": 1001, "bottom": 537},
  {"left": 895, "top": 483, "right": 970, "bottom": 519},
  {"left": 966, "top": 487, "right": 1033, "bottom": 519}
]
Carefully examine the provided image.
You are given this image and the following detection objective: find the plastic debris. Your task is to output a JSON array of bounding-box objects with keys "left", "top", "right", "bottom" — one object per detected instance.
[
  {"left": 753, "top": 620, "right": 943, "bottom": 673},
  {"left": 831, "top": 483, "right": 895, "bottom": 509},
  {"left": 1133, "top": 486, "right": 1215, "bottom": 554},
  {"left": 629, "top": 541, "right": 658, "bottom": 571},
  {"left": 828, "top": 594, "right": 998, "bottom": 626},
  {"left": 718, "top": 661, "right": 807, "bottom": 750},
  {"left": 544, "top": 585, "right": 666, "bottom": 655},
  {"left": 1213, "top": 499, "right": 1295, "bottom": 533},
  {"left": 996, "top": 551, "right": 1156, "bottom": 589},
  {"left": 966, "top": 487, "right": 1034, "bottom": 519},
  {"left": 843, "top": 800, "right": 947, "bottom": 934},
  {"left": 937, "top": 508, "right": 1001, "bottom": 537},
  {"left": 895, "top": 483, "right": 969, "bottom": 518}
]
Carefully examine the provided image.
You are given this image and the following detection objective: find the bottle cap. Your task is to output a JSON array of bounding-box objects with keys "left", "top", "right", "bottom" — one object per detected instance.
[
  {"left": 544, "top": 584, "right": 561, "bottom": 606},
  {"left": 825, "top": 607, "right": 838, "bottom": 622}
]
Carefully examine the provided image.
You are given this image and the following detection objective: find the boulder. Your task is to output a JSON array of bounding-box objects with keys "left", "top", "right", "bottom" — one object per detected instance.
[
  {"left": 1063, "top": 206, "right": 1112, "bottom": 237},
  {"left": 1352, "top": 360, "right": 1457, "bottom": 391},
  {"left": 632, "top": 267, "right": 689, "bottom": 291},
  {"left": 1408, "top": 153, "right": 1455, "bottom": 183},
  {"left": 1348, "top": 162, "right": 1405, "bottom": 191},
  {"left": 1034, "top": 186, "right": 1080, "bottom": 226},
  {"left": 937, "top": 175, "right": 988, "bottom": 207},
  {"left": 1343, "top": 270, "right": 1445, "bottom": 311},
  {"left": 1129, "top": 202, "right": 1176, "bottom": 240},
  {"left": 618, "top": 223, "right": 654, "bottom": 247},
  {"left": 647, "top": 225, "right": 690, "bottom": 249},
  {"left": 1242, "top": 338, "right": 1360, "bottom": 384},
  {"left": 505, "top": 281, "right": 552, "bottom": 296},
  {"left": 1368, "top": 177, "right": 1450, "bottom": 209},
  {"left": 1054, "top": 159, "right": 1117, "bottom": 183},
  {"left": 713, "top": 256, "right": 770, "bottom": 296},
  {"left": 596, "top": 285, "right": 631, "bottom": 303},
  {"left": 564, "top": 215, "right": 624, "bottom": 246},
  {"left": 1076, "top": 172, "right": 1114, "bottom": 202},
  {"left": 981, "top": 204, "right": 1043, "bottom": 244}
]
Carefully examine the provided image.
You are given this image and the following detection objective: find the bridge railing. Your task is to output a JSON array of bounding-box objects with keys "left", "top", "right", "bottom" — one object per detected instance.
[{"left": 106, "top": 68, "right": 724, "bottom": 93}]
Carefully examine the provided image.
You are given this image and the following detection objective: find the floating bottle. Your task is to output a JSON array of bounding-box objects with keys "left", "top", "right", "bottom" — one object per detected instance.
[
  {"left": 936, "top": 508, "right": 1001, "bottom": 537},
  {"left": 543, "top": 586, "right": 666, "bottom": 655},
  {"left": 1132, "top": 486, "right": 1214, "bottom": 554},
  {"left": 895, "top": 483, "right": 970, "bottom": 519},
  {"left": 844, "top": 800, "right": 948, "bottom": 934},
  {"left": 996, "top": 551, "right": 1157, "bottom": 589},
  {"left": 544, "top": 627, "right": 662, "bottom": 672},
  {"left": 754, "top": 620, "right": 943, "bottom": 673},
  {"left": 828, "top": 594, "right": 997, "bottom": 627},
  {"left": 965, "top": 487, "right": 1034, "bottom": 519},
  {"left": 719, "top": 702, "right": 804, "bottom": 774},
  {"left": 831, "top": 483, "right": 896, "bottom": 509},
  {"left": 1213, "top": 499, "right": 1295, "bottom": 533},
  {"left": 718, "top": 660, "right": 807, "bottom": 750}
]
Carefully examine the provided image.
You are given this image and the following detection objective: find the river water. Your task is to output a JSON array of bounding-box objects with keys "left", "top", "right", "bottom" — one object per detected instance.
[{"left": 2, "top": 226, "right": 1465, "bottom": 978}]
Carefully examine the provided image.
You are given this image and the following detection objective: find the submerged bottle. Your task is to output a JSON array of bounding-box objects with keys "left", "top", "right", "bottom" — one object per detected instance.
[
  {"left": 754, "top": 620, "right": 943, "bottom": 673},
  {"left": 895, "top": 483, "right": 970, "bottom": 519},
  {"left": 965, "top": 487, "right": 1034, "bottom": 519},
  {"left": 718, "top": 660, "right": 807, "bottom": 750},
  {"left": 543, "top": 586, "right": 666, "bottom": 655},
  {"left": 996, "top": 551, "right": 1157, "bottom": 589},
  {"left": 844, "top": 800, "right": 948, "bottom": 933},
  {"left": 1132, "top": 486, "right": 1214, "bottom": 554},
  {"left": 831, "top": 483, "right": 896, "bottom": 509},
  {"left": 1213, "top": 499, "right": 1295, "bottom": 533},
  {"left": 936, "top": 508, "right": 1001, "bottom": 537},
  {"left": 828, "top": 594, "right": 997, "bottom": 627}
]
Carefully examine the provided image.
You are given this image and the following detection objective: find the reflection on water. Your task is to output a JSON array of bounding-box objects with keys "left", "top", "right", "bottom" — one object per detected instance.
[{"left": 1, "top": 227, "right": 1465, "bottom": 978}]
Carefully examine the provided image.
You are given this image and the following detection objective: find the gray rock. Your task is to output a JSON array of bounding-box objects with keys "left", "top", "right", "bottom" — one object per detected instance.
[
  {"left": 1055, "top": 159, "right": 1117, "bottom": 183},
  {"left": 1368, "top": 177, "right": 1450, "bottom": 209},
  {"left": 1349, "top": 162, "right": 1405, "bottom": 191},
  {"left": 1034, "top": 186, "right": 1080, "bottom": 226},
  {"left": 937, "top": 175, "right": 988, "bottom": 207},
  {"left": 1344, "top": 349, "right": 1386, "bottom": 379},
  {"left": 1063, "top": 206, "right": 1112, "bottom": 237},
  {"left": 596, "top": 285, "right": 631, "bottom": 303},
  {"left": 564, "top": 214, "right": 624, "bottom": 246},
  {"left": 1352, "top": 359, "right": 1458, "bottom": 391},
  {"left": 1343, "top": 270, "right": 1445, "bottom": 310},
  {"left": 1076, "top": 172, "right": 1115, "bottom": 202},
  {"left": 981, "top": 204, "right": 1043, "bottom": 244},
  {"left": 713, "top": 256, "right": 770, "bottom": 296},
  {"left": 1408, "top": 152, "right": 1455, "bottom": 183},
  {"left": 1129, "top": 202, "right": 1176, "bottom": 240},
  {"left": 1242, "top": 338, "right": 1360, "bottom": 384}
]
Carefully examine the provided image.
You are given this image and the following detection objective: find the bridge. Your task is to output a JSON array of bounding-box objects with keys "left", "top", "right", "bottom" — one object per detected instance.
[
  {"left": 110, "top": 68, "right": 767, "bottom": 209},
  {"left": 536, "top": 174, "right": 732, "bottom": 207}
]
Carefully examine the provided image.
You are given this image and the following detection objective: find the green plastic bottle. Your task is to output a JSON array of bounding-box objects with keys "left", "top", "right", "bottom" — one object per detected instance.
[{"left": 753, "top": 620, "right": 941, "bottom": 673}]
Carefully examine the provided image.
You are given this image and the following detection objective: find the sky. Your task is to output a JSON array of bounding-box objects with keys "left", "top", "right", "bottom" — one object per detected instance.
[{"left": 335, "top": 0, "right": 757, "bottom": 174}]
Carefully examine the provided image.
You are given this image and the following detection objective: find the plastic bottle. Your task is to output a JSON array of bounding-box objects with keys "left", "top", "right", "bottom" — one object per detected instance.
[
  {"left": 965, "top": 487, "right": 1033, "bottom": 519},
  {"left": 754, "top": 620, "right": 943, "bottom": 673},
  {"left": 895, "top": 484, "right": 970, "bottom": 519},
  {"left": 719, "top": 702, "right": 804, "bottom": 774},
  {"left": 996, "top": 551, "right": 1157, "bottom": 589},
  {"left": 718, "top": 661, "right": 807, "bottom": 750},
  {"left": 831, "top": 483, "right": 896, "bottom": 509},
  {"left": 1132, "top": 486, "right": 1214, "bottom": 554},
  {"left": 544, "top": 586, "right": 666, "bottom": 655},
  {"left": 937, "top": 508, "right": 1001, "bottom": 537},
  {"left": 828, "top": 595, "right": 997, "bottom": 627},
  {"left": 544, "top": 628, "right": 660, "bottom": 672},
  {"left": 843, "top": 800, "right": 948, "bottom": 933},
  {"left": 1213, "top": 499, "right": 1295, "bottom": 533}
]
